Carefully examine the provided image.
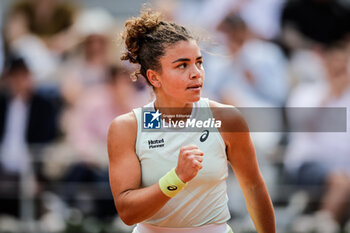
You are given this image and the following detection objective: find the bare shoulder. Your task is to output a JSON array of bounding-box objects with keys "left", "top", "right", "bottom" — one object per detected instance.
[
  {"left": 107, "top": 112, "right": 142, "bottom": 202},
  {"left": 208, "top": 100, "right": 248, "bottom": 132},
  {"left": 108, "top": 112, "right": 137, "bottom": 136},
  {"left": 107, "top": 111, "right": 138, "bottom": 157}
]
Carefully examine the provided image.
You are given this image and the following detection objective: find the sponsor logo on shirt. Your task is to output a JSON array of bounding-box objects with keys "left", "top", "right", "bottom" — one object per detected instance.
[
  {"left": 200, "top": 130, "right": 209, "bottom": 142},
  {"left": 148, "top": 138, "right": 165, "bottom": 149}
]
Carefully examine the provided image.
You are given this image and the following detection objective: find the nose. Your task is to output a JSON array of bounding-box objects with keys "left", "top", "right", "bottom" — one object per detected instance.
[{"left": 189, "top": 64, "right": 202, "bottom": 80}]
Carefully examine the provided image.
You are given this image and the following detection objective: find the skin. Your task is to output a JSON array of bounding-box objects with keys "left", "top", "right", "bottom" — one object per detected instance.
[
  {"left": 210, "top": 102, "right": 276, "bottom": 233},
  {"left": 146, "top": 39, "right": 204, "bottom": 116},
  {"left": 6, "top": 70, "right": 33, "bottom": 100},
  {"left": 108, "top": 39, "right": 276, "bottom": 232}
]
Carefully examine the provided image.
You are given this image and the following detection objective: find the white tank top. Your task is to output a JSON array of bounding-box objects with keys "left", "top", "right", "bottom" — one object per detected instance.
[{"left": 132, "top": 98, "right": 230, "bottom": 227}]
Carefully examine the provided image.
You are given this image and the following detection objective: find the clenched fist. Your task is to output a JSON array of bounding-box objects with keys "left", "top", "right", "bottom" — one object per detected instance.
[{"left": 175, "top": 145, "right": 204, "bottom": 183}]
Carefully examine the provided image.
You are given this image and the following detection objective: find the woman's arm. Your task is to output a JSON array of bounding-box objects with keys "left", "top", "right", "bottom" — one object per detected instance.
[
  {"left": 108, "top": 112, "right": 203, "bottom": 225},
  {"left": 107, "top": 112, "right": 170, "bottom": 225},
  {"left": 210, "top": 101, "right": 276, "bottom": 233}
]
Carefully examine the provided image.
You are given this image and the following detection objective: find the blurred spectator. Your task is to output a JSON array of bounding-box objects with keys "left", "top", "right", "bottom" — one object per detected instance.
[
  {"left": 60, "top": 65, "right": 150, "bottom": 219},
  {"left": 214, "top": 13, "right": 289, "bottom": 107},
  {"left": 6, "top": 0, "right": 76, "bottom": 52},
  {"left": 201, "top": 13, "right": 290, "bottom": 155},
  {"left": 3, "top": 0, "right": 77, "bottom": 83},
  {"left": 54, "top": 8, "right": 122, "bottom": 219},
  {"left": 238, "top": 0, "right": 285, "bottom": 40},
  {"left": 64, "top": 65, "right": 147, "bottom": 167},
  {"left": 0, "top": 38, "right": 3, "bottom": 75},
  {"left": 284, "top": 42, "right": 350, "bottom": 232},
  {"left": 0, "top": 56, "right": 60, "bottom": 216},
  {"left": 0, "top": 12, "right": 3, "bottom": 74},
  {"left": 59, "top": 8, "right": 115, "bottom": 107},
  {"left": 178, "top": 0, "right": 284, "bottom": 41},
  {"left": 281, "top": 0, "right": 350, "bottom": 50},
  {"left": 288, "top": 48, "right": 327, "bottom": 87}
]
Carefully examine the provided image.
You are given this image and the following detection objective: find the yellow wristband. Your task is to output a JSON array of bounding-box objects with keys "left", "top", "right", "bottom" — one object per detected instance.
[{"left": 159, "top": 168, "right": 186, "bottom": 198}]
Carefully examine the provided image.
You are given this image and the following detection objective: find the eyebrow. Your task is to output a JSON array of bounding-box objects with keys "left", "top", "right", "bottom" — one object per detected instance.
[{"left": 172, "top": 56, "right": 202, "bottom": 63}]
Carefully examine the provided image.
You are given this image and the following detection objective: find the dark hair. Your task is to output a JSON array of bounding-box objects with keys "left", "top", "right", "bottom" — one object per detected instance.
[
  {"left": 108, "top": 65, "right": 129, "bottom": 83},
  {"left": 4, "top": 56, "right": 30, "bottom": 76},
  {"left": 120, "top": 9, "right": 194, "bottom": 86},
  {"left": 217, "top": 13, "right": 246, "bottom": 33}
]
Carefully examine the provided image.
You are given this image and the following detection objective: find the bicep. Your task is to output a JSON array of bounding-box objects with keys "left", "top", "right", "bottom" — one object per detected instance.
[
  {"left": 209, "top": 101, "right": 264, "bottom": 186},
  {"left": 225, "top": 132, "right": 263, "bottom": 187},
  {"left": 107, "top": 116, "right": 141, "bottom": 205}
]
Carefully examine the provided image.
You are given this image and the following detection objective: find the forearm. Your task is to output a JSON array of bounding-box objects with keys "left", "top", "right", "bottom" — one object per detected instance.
[
  {"left": 242, "top": 180, "right": 276, "bottom": 233},
  {"left": 116, "top": 183, "right": 170, "bottom": 225}
]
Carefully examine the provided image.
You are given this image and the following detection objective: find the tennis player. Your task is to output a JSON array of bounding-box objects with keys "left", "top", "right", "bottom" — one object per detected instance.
[{"left": 107, "top": 10, "right": 275, "bottom": 233}]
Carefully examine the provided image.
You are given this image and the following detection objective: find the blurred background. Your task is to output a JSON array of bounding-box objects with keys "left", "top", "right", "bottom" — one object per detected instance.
[{"left": 0, "top": 0, "right": 349, "bottom": 232}]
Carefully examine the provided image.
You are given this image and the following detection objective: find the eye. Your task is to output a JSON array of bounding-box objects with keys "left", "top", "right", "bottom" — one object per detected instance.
[
  {"left": 177, "top": 63, "right": 187, "bottom": 69},
  {"left": 196, "top": 60, "right": 203, "bottom": 67}
]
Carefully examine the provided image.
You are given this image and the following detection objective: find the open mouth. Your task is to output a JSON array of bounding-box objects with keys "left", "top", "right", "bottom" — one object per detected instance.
[{"left": 187, "top": 84, "right": 202, "bottom": 90}]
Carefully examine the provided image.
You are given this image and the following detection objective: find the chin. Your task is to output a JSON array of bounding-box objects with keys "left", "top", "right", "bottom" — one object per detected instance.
[{"left": 186, "top": 94, "right": 201, "bottom": 103}]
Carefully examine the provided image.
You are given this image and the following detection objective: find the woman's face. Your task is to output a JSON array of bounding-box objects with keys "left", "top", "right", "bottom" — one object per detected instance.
[{"left": 153, "top": 39, "right": 205, "bottom": 103}]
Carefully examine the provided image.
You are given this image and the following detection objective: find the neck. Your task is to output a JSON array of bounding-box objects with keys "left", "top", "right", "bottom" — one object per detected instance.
[
  {"left": 154, "top": 97, "right": 195, "bottom": 118},
  {"left": 328, "top": 74, "right": 350, "bottom": 98}
]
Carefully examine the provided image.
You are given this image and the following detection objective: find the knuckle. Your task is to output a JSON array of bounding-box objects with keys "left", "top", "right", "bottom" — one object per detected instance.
[{"left": 195, "top": 150, "right": 203, "bottom": 155}]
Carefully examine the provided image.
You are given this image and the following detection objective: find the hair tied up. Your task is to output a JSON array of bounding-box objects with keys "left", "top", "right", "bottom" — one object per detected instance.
[
  {"left": 120, "top": 8, "right": 194, "bottom": 87},
  {"left": 127, "top": 52, "right": 137, "bottom": 63},
  {"left": 130, "top": 70, "right": 142, "bottom": 82}
]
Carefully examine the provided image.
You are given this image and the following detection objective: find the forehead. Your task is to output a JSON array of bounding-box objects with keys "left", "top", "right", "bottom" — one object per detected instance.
[
  {"left": 326, "top": 48, "right": 348, "bottom": 60},
  {"left": 162, "top": 39, "right": 201, "bottom": 61},
  {"left": 8, "top": 69, "right": 30, "bottom": 77}
]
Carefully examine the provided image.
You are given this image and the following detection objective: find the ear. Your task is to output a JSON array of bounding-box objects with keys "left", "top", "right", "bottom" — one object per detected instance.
[{"left": 146, "top": 69, "right": 161, "bottom": 88}]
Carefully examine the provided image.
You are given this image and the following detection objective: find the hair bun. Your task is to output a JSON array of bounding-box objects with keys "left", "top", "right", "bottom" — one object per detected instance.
[
  {"left": 120, "top": 8, "right": 193, "bottom": 86},
  {"left": 121, "top": 10, "right": 162, "bottom": 64}
]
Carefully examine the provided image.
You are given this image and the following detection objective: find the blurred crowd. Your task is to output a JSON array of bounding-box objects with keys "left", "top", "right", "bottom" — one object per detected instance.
[{"left": 0, "top": 0, "right": 349, "bottom": 232}]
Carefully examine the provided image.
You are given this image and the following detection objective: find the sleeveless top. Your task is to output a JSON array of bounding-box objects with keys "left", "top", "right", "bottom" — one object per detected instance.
[{"left": 132, "top": 98, "right": 230, "bottom": 227}]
